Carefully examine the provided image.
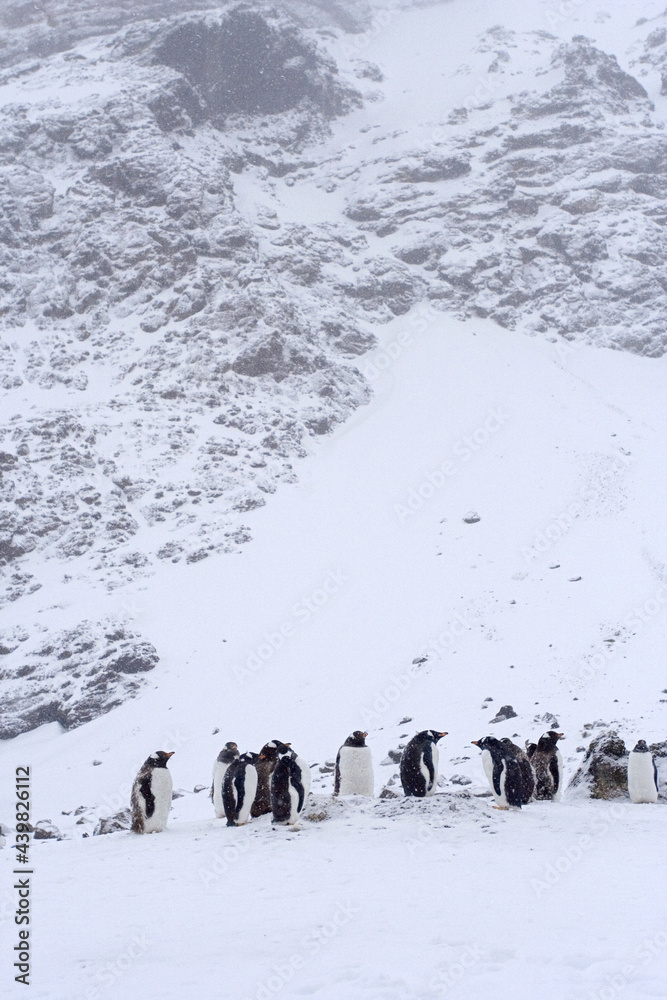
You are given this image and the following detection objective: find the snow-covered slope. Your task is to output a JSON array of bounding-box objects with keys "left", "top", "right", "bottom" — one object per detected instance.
[{"left": 1, "top": 1, "right": 666, "bottom": 998}]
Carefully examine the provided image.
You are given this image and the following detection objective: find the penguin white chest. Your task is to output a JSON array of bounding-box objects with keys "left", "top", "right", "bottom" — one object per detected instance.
[
  {"left": 236, "top": 766, "right": 258, "bottom": 824},
  {"left": 144, "top": 768, "right": 173, "bottom": 833},
  {"left": 288, "top": 756, "right": 311, "bottom": 822},
  {"left": 552, "top": 749, "right": 564, "bottom": 802},
  {"left": 480, "top": 750, "right": 494, "bottom": 790},
  {"left": 496, "top": 760, "right": 509, "bottom": 807},
  {"left": 420, "top": 745, "right": 438, "bottom": 795},
  {"left": 337, "top": 747, "right": 374, "bottom": 796},
  {"left": 628, "top": 752, "right": 658, "bottom": 803},
  {"left": 212, "top": 761, "right": 230, "bottom": 818}
]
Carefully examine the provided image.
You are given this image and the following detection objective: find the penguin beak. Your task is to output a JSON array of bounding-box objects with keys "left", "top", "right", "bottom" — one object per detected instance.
[
  {"left": 471, "top": 740, "right": 480, "bottom": 747},
  {"left": 362, "top": 732, "right": 368, "bottom": 738},
  {"left": 165, "top": 752, "right": 175, "bottom": 758},
  {"left": 439, "top": 732, "right": 448, "bottom": 738},
  {"left": 557, "top": 733, "right": 565, "bottom": 740},
  {"left": 259, "top": 755, "right": 266, "bottom": 760}
]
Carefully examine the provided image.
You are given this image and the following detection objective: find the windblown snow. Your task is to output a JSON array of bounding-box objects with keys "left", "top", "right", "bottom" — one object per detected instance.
[{"left": 0, "top": 1, "right": 666, "bottom": 998}]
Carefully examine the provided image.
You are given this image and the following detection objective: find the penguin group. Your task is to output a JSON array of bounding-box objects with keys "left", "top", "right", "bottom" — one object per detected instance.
[
  {"left": 471, "top": 731, "right": 564, "bottom": 809},
  {"left": 129, "top": 727, "right": 661, "bottom": 833}
]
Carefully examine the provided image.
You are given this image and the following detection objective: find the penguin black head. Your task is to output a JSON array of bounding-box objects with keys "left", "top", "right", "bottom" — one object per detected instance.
[
  {"left": 258, "top": 740, "right": 291, "bottom": 760},
  {"left": 343, "top": 731, "right": 368, "bottom": 747},
  {"left": 148, "top": 751, "right": 175, "bottom": 768},
  {"left": 472, "top": 737, "right": 503, "bottom": 756},
  {"left": 239, "top": 751, "right": 260, "bottom": 763},
  {"left": 632, "top": 739, "right": 650, "bottom": 753},
  {"left": 415, "top": 730, "right": 448, "bottom": 744},
  {"left": 538, "top": 731, "right": 565, "bottom": 750},
  {"left": 217, "top": 742, "right": 239, "bottom": 763}
]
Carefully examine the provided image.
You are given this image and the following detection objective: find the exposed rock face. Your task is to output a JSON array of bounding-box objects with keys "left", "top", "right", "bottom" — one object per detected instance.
[
  {"left": 151, "top": 11, "right": 360, "bottom": 121},
  {"left": 0, "top": 620, "right": 159, "bottom": 738},
  {"left": 0, "top": 0, "right": 373, "bottom": 71},
  {"left": 340, "top": 36, "right": 667, "bottom": 357},
  {"left": 1, "top": 5, "right": 665, "bottom": 736},
  {"left": 0, "top": 6, "right": 380, "bottom": 605},
  {"left": 568, "top": 730, "right": 628, "bottom": 799}
]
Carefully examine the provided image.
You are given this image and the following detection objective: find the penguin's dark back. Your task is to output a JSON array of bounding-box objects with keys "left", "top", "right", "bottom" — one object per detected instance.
[
  {"left": 270, "top": 755, "right": 293, "bottom": 821},
  {"left": 252, "top": 755, "right": 277, "bottom": 817},
  {"left": 400, "top": 740, "right": 433, "bottom": 796},
  {"left": 503, "top": 755, "right": 524, "bottom": 808}
]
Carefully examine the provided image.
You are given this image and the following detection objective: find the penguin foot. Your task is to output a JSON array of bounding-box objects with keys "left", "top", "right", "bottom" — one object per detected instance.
[{"left": 492, "top": 806, "right": 509, "bottom": 810}]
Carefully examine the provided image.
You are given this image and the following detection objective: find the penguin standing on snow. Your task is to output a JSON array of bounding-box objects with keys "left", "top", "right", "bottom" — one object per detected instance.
[
  {"left": 271, "top": 746, "right": 312, "bottom": 824},
  {"left": 223, "top": 752, "right": 260, "bottom": 826},
  {"left": 212, "top": 742, "right": 239, "bottom": 819},
  {"left": 334, "top": 731, "right": 374, "bottom": 797},
  {"left": 628, "top": 739, "right": 659, "bottom": 803},
  {"left": 532, "top": 730, "right": 565, "bottom": 801},
  {"left": 131, "top": 751, "right": 175, "bottom": 834},
  {"left": 472, "top": 737, "right": 523, "bottom": 809},
  {"left": 400, "top": 730, "right": 447, "bottom": 797},
  {"left": 501, "top": 737, "right": 535, "bottom": 804},
  {"left": 251, "top": 740, "right": 291, "bottom": 818}
]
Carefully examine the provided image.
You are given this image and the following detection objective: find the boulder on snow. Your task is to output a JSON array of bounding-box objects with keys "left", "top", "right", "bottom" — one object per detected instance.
[
  {"left": 568, "top": 730, "right": 628, "bottom": 799},
  {"left": 93, "top": 809, "right": 132, "bottom": 836},
  {"left": 33, "top": 819, "right": 64, "bottom": 840},
  {"left": 489, "top": 704, "right": 518, "bottom": 724}
]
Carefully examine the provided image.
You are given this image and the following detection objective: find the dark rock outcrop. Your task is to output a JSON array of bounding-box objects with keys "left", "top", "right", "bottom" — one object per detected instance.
[{"left": 568, "top": 730, "right": 628, "bottom": 799}]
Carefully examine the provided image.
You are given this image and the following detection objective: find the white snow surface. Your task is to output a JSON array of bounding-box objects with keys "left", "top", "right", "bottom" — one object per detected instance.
[{"left": 1, "top": 0, "right": 667, "bottom": 997}]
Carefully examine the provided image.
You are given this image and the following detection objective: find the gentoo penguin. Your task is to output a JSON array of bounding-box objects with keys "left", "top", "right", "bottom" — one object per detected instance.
[
  {"left": 251, "top": 740, "right": 291, "bottom": 818},
  {"left": 472, "top": 737, "right": 523, "bottom": 809},
  {"left": 334, "top": 731, "right": 374, "bottom": 797},
  {"left": 628, "top": 740, "right": 658, "bottom": 803},
  {"left": 222, "top": 752, "right": 260, "bottom": 826},
  {"left": 400, "top": 730, "right": 447, "bottom": 797},
  {"left": 271, "top": 746, "right": 312, "bottom": 824},
  {"left": 532, "top": 730, "right": 565, "bottom": 801},
  {"left": 501, "top": 737, "right": 535, "bottom": 804},
  {"left": 212, "top": 742, "right": 239, "bottom": 819},
  {"left": 131, "top": 751, "right": 174, "bottom": 834}
]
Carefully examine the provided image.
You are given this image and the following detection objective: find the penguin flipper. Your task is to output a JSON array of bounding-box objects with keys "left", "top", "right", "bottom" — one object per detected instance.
[
  {"left": 139, "top": 774, "right": 155, "bottom": 818},
  {"left": 334, "top": 750, "right": 341, "bottom": 796},
  {"left": 222, "top": 765, "right": 238, "bottom": 824},
  {"left": 549, "top": 755, "right": 560, "bottom": 796},
  {"left": 654, "top": 759, "right": 659, "bottom": 793},
  {"left": 506, "top": 759, "right": 523, "bottom": 808},
  {"left": 424, "top": 746, "right": 435, "bottom": 791},
  {"left": 492, "top": 759, "right": 503, "bottom": 798},
  {"left": 234, "top": 768, "right": 246, "bottom": 816},
  {"left": 293, "top": 770, "right": 305, "bottom": 814}
]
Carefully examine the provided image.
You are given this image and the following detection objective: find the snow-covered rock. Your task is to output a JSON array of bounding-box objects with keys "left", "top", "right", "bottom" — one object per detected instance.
[{"left": 0, "top": 619, "right": 159, "bottom": 738}]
